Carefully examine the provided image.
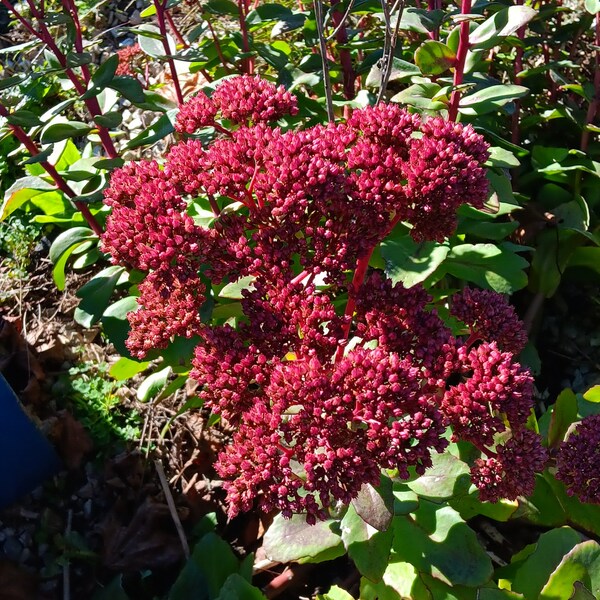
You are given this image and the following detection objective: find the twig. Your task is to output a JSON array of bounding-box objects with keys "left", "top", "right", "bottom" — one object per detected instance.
[
  {"left": 376, "top": 0, "right": 405, "bottom": 103},
  {"left": 155, "top": 458, "right": 191, "bottom": 559},
  {"left": 314, "top": 0, "right": 335, "bottom": 121}
]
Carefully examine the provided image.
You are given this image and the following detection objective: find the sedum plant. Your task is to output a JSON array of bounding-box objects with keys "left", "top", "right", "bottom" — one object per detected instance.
[{"left": 99, "top": 75, "right": 560, "bottom": 523}]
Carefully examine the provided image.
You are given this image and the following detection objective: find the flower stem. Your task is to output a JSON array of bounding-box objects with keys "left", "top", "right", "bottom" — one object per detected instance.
[
  {"left": 447, "top": 0, "right": 472, "bottom": 122},
  {"left": 154, "top": 0, "right": 184, "bottom": 105},
  {"left": 335, "top": 247, "right": 375, "bottom": 363},
  {"left": 238, "top": 0, "right": 254, "bottom": 75},
  {"left": 330, "top": 0, "right": 356, "bottom": 100}
]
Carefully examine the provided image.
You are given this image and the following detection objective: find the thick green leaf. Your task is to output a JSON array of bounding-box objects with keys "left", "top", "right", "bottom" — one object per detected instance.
[
  {"left": 215, "top": 574, "right": 266, "bottom": 600},
  {"left": 137, "top": 24, "right": 175, "bottom": 58},
  {"left": 583, "top": 385, "right": 600, "bottom": 403},
  {"left": 52, "top": 241, "right": 85, "bottom": 290},
  {"left": 450, "top": 491, "right": 518, "bottom": 522},
  {"left": 351, "top": 479, "right": 394, "bottom": 532},
  {"left": 341, "top": 503, "right": 394, "bottom": 582},
  {"left": 109, "top": 356, "right": 150, "bottom": 381},
  {"left": 7, "top": 109, "right": 43, "bottom": 127},
  {"left": 528, "top": 229, "right": 583, "bottom": 297},
  {"left": 458, "top": 218, "right": 519, "bottom": 241},
  {"left": 391, "top": 501, "right": 493, "bottom": 586},
  {"left": 271, "top": 14, "right": 306, "bottom": 36},
  {"left": 487, "top": 146, "right": 520, "bottom": 169},
  {"left": 380, "top": 224, "right": 450, "bottom": 288},
  {"left": 109, "top": 76, "right": 146, "bottom": 103},
  {"left": 543, "top": 474, "right": 600, "bottom": 538},
  {"left": 360, "top": 562, "right": 428, "bottom": 600},
  {"left": 584, "top": 0, "right": 600, "bottom": 13},
  {"left": 254, "top": 42, "right": 289, "bottom": 70},
  {"left": 135, "top": 91, "right": 177, "bottom": 112},
  {"left": 414, "top": 40, "right": 456, "bottom": 75},
  {"left": 49, "top": 227, "right": 96, "bottom": 263},
  {"left": 94, "top": 111, "right": 123, "bottom": 129},
  {"left": 390, "top": 82, "right": 446, "bottom": 110},
  {"left": 137, "top": 366, "right": 172, "bottom": 402},
  {"left": 40, "top": 121, "right": 93, "bottom": 143},
  {"left": 1, "top": 176, "right": 56, "bottom": 220},
  {"left": 392, "top": 484, "right": 420, "bottom": 516},
  {"left": 540, "top": 541, "right": 600, "bottom": 599},
  {"left": 407, "top": 452, "right": 471, "bottom": 500},
  {"left": 366, "top": 58, "right": 421, "bottom": 87},
  {"left": 442, "top": 243, "right": 528, "bottom": 293},
  {"left": 22, "top": 145, "right": 54, "bottom": 165},
  {"left": 513, "top": 473, "right": 567, "bottom": 527},
  {"left": 511, "top": 527, "right": 582, "bottom": 599},
  {"left": 459, "top": 85, "right": 529, "bottom": 115},
  {"left": 0, "top": 74, "right": 25, "bottom": 90},
  {"left": 470, "top": 6, "right": 537, "bottom": 49},
  {"left": 125, "top": 112, "right": 175, "bottom": 149},
  {"left": 101, "top": 296, "right": 139, "bottom": 357},
  {"left": 204, "top": 0, "right": 239, "bottom": 15},
  {"left": 547, "top": 389, "right": 579, "bottom": 448},
  {"left": 262, "top": 514, "right": 344, "bottom": 564},
  {"left": 74, "top": 266, "right": 125, "bottom": 328},
  {"left": 317, "top": 585, "right": 356, "bottom": 600},
  {"left": 169, "top": 532, "right": 243, "bottom": 600},
  {"left": 567, "top": 247, "right": 600, "bottom": 277},
  {"left": 66, "top": 51, "right": 93, "bottom": 67},
  {"left": 92, "top": 54, "right": 119, "bottom": 89},
  {"left": 246, "top": 3, "right": 294, "bottom": 25},
  {"left": 219, "top": 276, "right": 256, "bottom": 299}
]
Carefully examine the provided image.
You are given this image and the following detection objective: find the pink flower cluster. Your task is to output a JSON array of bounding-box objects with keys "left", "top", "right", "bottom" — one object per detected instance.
[
  {"left": 100, "top": 75, "right": 550, "bottom": 521},
  {"left": 174, "top": 75, "right": 298, "bottom": 133}
]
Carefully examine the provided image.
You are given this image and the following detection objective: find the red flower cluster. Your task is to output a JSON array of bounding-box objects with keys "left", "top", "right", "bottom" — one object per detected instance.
[
  {"left": 556, "top": 414, "right": 600, "bottom": 503},
  {"left": 174, "top": 75, "right": 298, "bottom": 133},
  {"left": 100, "top": 75, "right": 549, "bottom": 521},
  {"left": 451, "top": 287, "right": 528, "bottom": 355},
  {"left": 115, "top": 43, "right": 145, "bottom": 77}
]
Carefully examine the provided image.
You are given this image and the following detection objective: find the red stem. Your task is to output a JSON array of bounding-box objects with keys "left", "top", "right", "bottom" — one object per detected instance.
[
  {"left": 238, "top": 0, "right": 254, "bottom": 74},
  {"left": 333, "top": 212, "right": 405, "bottom": 363},
  {"left": 208, "top": 194, "right": 221, "bottom": 216},
  {"left": 206, "top": 20, "right": 232, "bottom": 73},
  {"left": 334, "top": 247, "right": 374, "bottom": 363},
  {"left": 165, "top": 9, "right": 189, "bottom": 48},
  {"left": 291, "top": 270, "right": 309, "bottom": 285},
  {"left": 331, "top": 0, "right": 356, "bottom": 100},
  {"left": 447, "top": 0, "right": 472, "bottom": 122},
  {"left": 154, "top": 0, "right": 184, "bottom": 105},
  {"left": 428, "top": 0, "right": 440, "bottom": 40}
]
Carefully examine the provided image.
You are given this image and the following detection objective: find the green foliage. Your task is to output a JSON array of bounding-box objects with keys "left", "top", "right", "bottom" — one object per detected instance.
[
  {"left": 0, "top": 213, "right": 44, "bottom": 280},
  {"left": 53, "top": 363, "right": 141, "bottom": 450}
]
